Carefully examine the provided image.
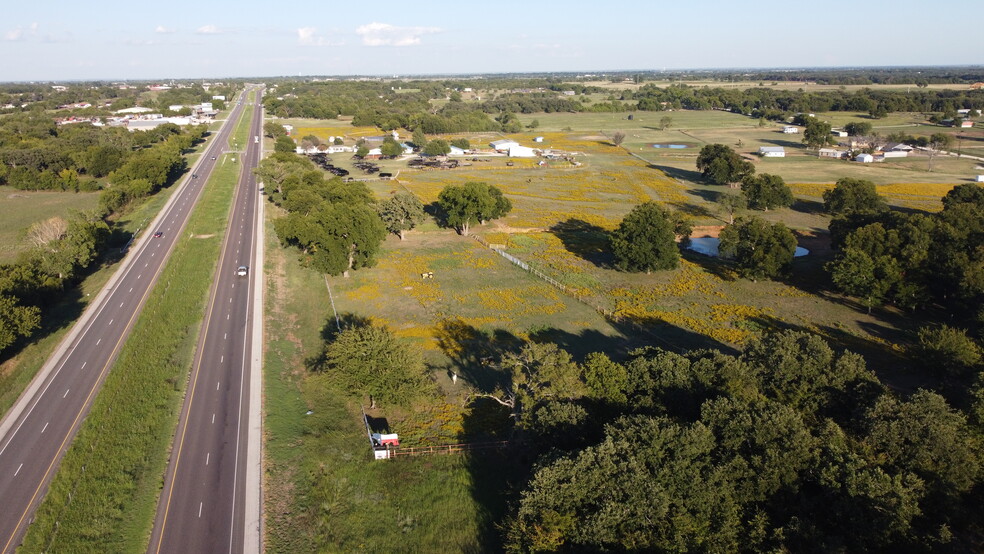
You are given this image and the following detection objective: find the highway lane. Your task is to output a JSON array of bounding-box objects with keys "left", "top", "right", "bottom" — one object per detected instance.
[
  {"left": 148, "top": 87, "right": 264, "bottom": 554},
  {"left": 0, "top": 90, "right": 253, "bottom": 553}
]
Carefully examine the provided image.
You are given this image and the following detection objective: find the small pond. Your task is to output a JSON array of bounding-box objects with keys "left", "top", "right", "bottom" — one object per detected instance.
[
  {"left": 686, "top": 237, "right": 809, "bottom": 258},
  {"left": 652, "top": 143, "right": 689, "bottom": 149}
]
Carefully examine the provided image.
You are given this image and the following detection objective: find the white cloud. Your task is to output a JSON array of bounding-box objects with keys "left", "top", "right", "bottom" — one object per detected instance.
[
  {"left": 196, "top": 24, "right": 221, "bottom": 35},
  {"left": 297, "top": 27, "right": 341, "bottom": 47},
  {"left": 4, "top": 22, "right": 39, "bottom": 42},
  {"left": 355, "top": 22, "right": 439, "bottom": 47},
  {"left": 155, "top": 25, "right": 175, "bottom": 34}
]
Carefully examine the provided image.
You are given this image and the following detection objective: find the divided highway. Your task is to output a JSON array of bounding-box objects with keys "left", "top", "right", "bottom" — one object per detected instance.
[
  {"left": 148, "top": 88, "right": 264, "bottom": 553},
  {"left": 0, "top": 89, "right": 253, "bottom": 553}
]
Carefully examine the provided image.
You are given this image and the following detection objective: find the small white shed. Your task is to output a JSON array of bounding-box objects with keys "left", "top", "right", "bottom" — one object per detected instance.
[
  {"left": 759, "top": 146, "right": 785, "bottom": 157},
  {"left": 782, "top": 126, "right": 799, "bottom": 134},
  {"left": 856, "top": 153, "right": 874, "bottom": 163},
  {"left": 976, "top": 175, "right": 984, "bottom": 182}
]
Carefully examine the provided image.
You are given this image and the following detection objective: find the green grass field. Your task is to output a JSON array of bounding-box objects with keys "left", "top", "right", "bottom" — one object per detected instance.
[{"left": 0, "top": 187, "right": 102, "bottom": 263}]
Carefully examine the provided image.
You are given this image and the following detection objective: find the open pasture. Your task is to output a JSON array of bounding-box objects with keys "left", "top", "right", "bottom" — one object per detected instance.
[
  {"left": 324, "top": 109, "right": 967, "bottom": 376},
  {"left": 0, "top": 186, "right": 102, "bottom": 263},
  {"left": 328, "top": 233, "right": 621, "bottom": 361}
]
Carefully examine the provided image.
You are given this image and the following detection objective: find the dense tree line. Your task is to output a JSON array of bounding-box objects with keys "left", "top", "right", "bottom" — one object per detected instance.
[
  {"left": 261, "top": 75, "right": 982, "bottom": 140},
  {"left": 493, "top": 330, "right": 981, "bottom": 552},
  {"left": 259, "top": 153, "right": 386, "bottom": 277},
  {"left": 0, "top": 112, "right": 205, "bottom": 197},
  {"left": 825, "top": 182, "right": 984, "bottom": 320},
  {"left": 632, "top": 83, "right": 984, "bottom": 119}
]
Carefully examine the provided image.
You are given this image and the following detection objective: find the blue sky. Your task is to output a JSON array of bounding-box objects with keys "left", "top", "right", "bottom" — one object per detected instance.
[{"left": 2, "top": 0, "right": 981, "bottom": 81}]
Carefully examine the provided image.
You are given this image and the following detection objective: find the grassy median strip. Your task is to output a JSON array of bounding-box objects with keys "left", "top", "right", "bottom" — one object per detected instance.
[{"left": 21, "top": 150, "right": 244, "bottom": 552}]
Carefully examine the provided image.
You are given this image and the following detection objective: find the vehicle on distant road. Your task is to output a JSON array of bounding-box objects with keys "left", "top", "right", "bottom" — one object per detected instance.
[
  {"left": 211, "top": 156, "right": 217, "bottom": 160},
  {"left": 192, "top": 174, "right": 198, "bottom": 179},
  {"left": 236, "top": 265, "right": 248, "bottom": 277},
  {"left": 153, "top": 231, "right": 163, "bottom": 238}
]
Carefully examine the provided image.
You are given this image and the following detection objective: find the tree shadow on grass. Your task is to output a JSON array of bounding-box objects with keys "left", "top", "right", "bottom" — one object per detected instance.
[
  {"left": 423, "top": 201, "right": 448, "bottom": 229},
  {"left": 548, "top": 219, "right": 611, "bottom": 268},
  {"left": 791, "top": 198, "right": 826, "bottom": 215},
  {"left": 434, "top": 318, "right": 521, "bottom": 395},
  {"left": 689, "top": 188, "right": 724, "bottom": 203},
  {"left": 680, "top": 249, "right": 739, "bottom": 283},
  {"left": 647, "top": 163, "right": 703, "bottom": 184}
]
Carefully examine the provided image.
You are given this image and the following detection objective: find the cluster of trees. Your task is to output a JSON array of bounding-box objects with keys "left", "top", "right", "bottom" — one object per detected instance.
[
  {"left": 437, "top": 182, "right": 511, "bottom": 236},
  {"left": 719, "top": 217, "right": 798, "bottom": 280},
  {"left": 316, "top": 322, "right": 429, "bottom": 408},
  {"left": 696, "top": 144, "right": 795, "bottom": 215},
  {"left": 0, "top": 111, "right": 205, "bottom": 206},
  {"left": 610, "top": 202, "right": 691, "bottom": 273},
  {"left": 0, "top": 212, "right": 110, "bottom": 354},
  {"left": 603, "top": 200, "right": 796, "bottom": 281},
  {"left": 826, "top": 180, "right": 984, "bottom": 318},
  {"left": 492, "top": 331, "right": 981, "bottom": 552},
  {"left": 259, "top": 153, "right": 386, "bottom": 278}
]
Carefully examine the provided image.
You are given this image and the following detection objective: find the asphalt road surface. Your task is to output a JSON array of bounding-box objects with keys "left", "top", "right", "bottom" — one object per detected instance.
[
  {"left": 148, "top": 88, "right": 264, "bottom": 554},
  {"left": 0, "top": 91, "right": 254, "bottom": 553}
]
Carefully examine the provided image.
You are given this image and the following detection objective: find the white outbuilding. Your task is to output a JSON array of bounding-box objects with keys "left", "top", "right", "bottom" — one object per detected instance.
[
  {"left": 976, "top": 175, "right": 984, "bottom": 182},
  {"left": 508, "top": 145, "right": 537, "bottom": 158},
  {"left": 782, "top": 126, "right": 799, "bottom": 134},
  {"left": 856, "top": 153, "right": 874, "bottom": 163},
  {"left": 490, "top": 139, "right": 519, "bottom": 152},
  {"left": 759, "top": 146, "right": 785, "bottom": 157}
]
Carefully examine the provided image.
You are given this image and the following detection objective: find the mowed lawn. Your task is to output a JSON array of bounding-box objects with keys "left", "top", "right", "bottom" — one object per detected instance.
[{"left": 0, "top": 186, "right": 101, "bottom": 263}]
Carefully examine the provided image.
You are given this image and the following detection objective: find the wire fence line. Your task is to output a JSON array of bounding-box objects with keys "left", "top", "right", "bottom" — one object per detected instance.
[
  {"left": 470, "top": 234, "right": 620, "bottom": 322},
  {"left": 389, "top": 440, "right": 510, "bottom": 457}
]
